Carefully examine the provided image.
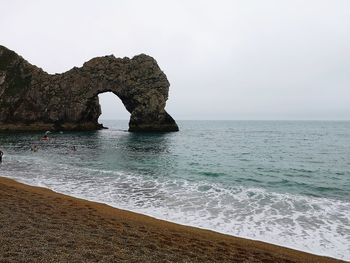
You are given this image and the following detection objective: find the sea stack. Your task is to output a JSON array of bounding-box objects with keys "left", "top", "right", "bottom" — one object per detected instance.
[{"left": 0, "top": 45, "right": 179, "bottom": 132}]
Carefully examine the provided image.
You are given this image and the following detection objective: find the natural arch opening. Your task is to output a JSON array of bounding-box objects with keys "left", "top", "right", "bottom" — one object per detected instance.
[{"left": 98, "top": 92, "right": 130, "bottom": 129}]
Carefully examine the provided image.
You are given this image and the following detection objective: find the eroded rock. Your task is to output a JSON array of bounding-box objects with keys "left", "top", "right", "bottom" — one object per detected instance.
[{"left": 0, "top": 45, "right": 179, "bottom": 132}]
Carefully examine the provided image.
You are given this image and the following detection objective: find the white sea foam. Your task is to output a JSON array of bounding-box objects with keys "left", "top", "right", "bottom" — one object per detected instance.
[{"left": 2, "top": 154, "right": 350, "bottom": 261}]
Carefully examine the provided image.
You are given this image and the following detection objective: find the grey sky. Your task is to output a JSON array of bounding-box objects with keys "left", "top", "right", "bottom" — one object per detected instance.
[{"left": 1, "top": 0, "right": 349, "bottom": 120}]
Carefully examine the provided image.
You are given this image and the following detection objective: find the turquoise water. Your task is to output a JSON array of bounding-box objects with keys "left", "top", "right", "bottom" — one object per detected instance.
[{"left": 0, "top": 120, "right": 349, "bottom": 260}]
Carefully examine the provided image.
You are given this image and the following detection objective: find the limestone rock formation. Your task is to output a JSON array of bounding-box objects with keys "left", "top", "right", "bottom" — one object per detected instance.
[{"left": 0, "top": 45, "right": 179, "bottom": 132}]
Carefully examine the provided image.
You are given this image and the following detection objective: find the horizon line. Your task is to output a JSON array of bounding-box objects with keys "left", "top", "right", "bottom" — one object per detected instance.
[{"left": 99, "top": 119, "right": 350, "bottom": 121}]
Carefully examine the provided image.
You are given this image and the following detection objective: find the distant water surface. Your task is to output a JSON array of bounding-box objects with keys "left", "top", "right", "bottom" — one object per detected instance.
[{"left": 0, "top": 120, "right": 349, "bottom": 260}]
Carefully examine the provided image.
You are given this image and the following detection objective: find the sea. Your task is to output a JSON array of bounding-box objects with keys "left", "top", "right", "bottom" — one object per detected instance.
[{"left": 0, "top": 120, "right": 349, "bottom": 260}]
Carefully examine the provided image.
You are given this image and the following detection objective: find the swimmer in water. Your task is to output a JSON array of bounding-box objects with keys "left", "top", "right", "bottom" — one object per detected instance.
[
  {"left": 31, "top": 145, "right": 38, "bottom": 152},
  {"left": 0, "top": 149, "right": 3, "bottom": 163}
]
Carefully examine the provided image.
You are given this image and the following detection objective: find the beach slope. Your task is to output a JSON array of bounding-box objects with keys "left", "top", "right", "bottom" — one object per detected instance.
[{"left": 0, "top": 177, "right": 344, "bottom": 263}]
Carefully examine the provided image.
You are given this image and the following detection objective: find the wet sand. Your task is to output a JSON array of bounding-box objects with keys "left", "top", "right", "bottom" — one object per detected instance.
[{"left": 0, "top": 177, "right": 344, "bottom": 263}]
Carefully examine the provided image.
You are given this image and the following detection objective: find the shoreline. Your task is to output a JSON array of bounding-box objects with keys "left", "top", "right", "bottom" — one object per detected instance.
[{"left": 0, "top": 176, "right": 345, "bottom": 263}]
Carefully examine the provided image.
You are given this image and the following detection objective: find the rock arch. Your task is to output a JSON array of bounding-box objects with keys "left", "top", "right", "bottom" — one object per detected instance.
[{"left": 0, "top": 45, "right": 179, "bottom": 132}]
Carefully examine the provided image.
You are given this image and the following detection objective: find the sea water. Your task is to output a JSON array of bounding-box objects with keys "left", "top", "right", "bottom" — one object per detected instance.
[{"left": 0, "top": 120, "right": 349, "bottom": 260}]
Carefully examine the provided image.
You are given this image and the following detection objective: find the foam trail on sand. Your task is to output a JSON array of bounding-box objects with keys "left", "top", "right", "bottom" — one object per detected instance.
[{"left": 2, "top": 154, "right": 349, "bottom": 261}]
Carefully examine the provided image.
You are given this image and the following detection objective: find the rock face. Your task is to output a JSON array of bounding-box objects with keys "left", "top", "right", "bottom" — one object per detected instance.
[{"left": 0, "top": 45, "right": 179, "bottom": 132}]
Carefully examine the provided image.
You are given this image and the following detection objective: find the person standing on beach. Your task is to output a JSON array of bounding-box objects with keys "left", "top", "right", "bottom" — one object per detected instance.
[{"left": 0, "top": 149, "right": 3, "bottom": 163}]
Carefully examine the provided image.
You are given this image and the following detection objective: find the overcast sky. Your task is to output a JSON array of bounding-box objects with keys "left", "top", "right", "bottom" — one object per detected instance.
[{"left": 1, "top": 0, "right": 349, "bottom": 120}]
